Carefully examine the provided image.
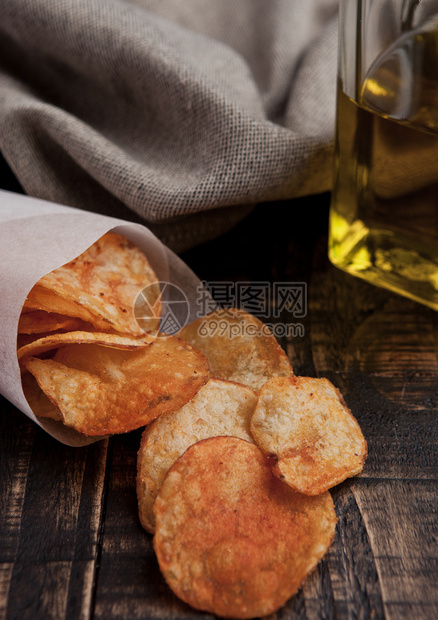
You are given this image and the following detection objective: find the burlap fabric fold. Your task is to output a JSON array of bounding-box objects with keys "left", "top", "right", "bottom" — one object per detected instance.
[{"left": 0, "top": 0, "right": 338, "bottom": 252}]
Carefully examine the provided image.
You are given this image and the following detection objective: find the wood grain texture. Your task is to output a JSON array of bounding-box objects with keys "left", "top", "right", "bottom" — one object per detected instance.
[
  {"left": 1, "top": 194, "right": 437, "bottom": 619},
  {"left": 0, "top": 410, "right": 108, "bottom": 620},
  {"left": 352, "top": 479, "right": 438, "bottom": 619},
  {"left": 327, "top": 484, "right": 385, "bottom": 620},
  {"left": 0, "top": 399, "right": 35, "bottom": 620}
]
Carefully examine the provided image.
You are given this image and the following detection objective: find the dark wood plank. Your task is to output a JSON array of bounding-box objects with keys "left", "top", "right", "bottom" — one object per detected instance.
[
  {"left": 324, "top": 483, "right": 385, "bottom": 620},
  {"left": 93, "top": 431, "right": 211, "bottom": 620},
  {"left": 0, "top": 400, "right": 108, "bottom": 620},
  {"left": 0, "top": 399, "right": 35, "bottom": 563},
  {"left": 353, "top": 479, "right": 438, "bottom": 619},
  {"left": 0, "top": 398, "right": 36, "bottom": 620},
  {"left": 305, "top": 232, "right": 438, "bottom": 617}
]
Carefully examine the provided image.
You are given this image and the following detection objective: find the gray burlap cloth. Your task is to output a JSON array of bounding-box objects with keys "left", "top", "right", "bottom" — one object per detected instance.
[{"left": 0, "top": 0, "right": 338, "bottom": 252}]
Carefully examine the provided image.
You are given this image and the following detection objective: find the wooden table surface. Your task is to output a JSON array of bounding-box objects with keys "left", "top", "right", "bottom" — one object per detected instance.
[{"left": 1, "top": 186, "right": 437, "bottom": 620}]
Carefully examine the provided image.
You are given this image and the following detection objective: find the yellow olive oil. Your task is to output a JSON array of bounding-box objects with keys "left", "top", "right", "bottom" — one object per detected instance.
[{"left": 329, "top": 20, "right": 438, "bottom": 309}]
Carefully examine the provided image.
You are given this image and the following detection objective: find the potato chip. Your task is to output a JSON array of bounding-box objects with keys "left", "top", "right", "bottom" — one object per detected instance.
[
  {"left": 26, "top": 232, "right": 160, "bottom": 336},
  {"left": 18, "top": 311, "right": 91, "bottom": 335},
  {"left": 178, "top": 308, "right": 293, "bottom": 391},
  {"left": 250, "top": 376, "right": 368, "bottom": 495},
  {"left": 24, "top": 284, "right": 113, "bottom": 330},
  {"left": 153, "top": 437, "right": 337, "bottom": 619},
  {"left": 24, "top": 335, "right": 209, "bottom": 435},
  {"left": 21, "top": 371, "right": 62, "bottom": 421},
  {"left": 137, "top": 378, "right": 257, "bottom": 533},
  {"left": 17, "top": 330, "right": 153, "bottom": 363},
  {"left": 17, "top": 332, "right": 47, "bottom": 352}
]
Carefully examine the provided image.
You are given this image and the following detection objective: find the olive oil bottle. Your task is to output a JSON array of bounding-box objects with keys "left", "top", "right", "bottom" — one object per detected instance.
[{"left": 329, "top": 17, "right": 438, "bottom": 309}]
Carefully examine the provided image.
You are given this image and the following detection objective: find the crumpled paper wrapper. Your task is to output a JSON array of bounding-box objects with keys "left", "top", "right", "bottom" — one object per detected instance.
[{"left": 0, "top": 190, "right": 210, "bottom": 446}]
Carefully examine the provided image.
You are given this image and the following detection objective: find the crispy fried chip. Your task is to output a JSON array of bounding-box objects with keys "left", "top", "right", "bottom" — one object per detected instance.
[
  {"left": 21, "top": 372, "right": 110, "bottom": 445},
  {"left": 153, "top": 437, "right": 337, "bottom": 619},
  {"left": 21, "top": 371, "right": 63, "bottom": 421},
  {"left": 26, "top": 232, "right": 160, "bottom": 336},
  {"left": 24, "top": 284, "right": 113, "bottom": 331},
  {"left": 178, "top": 308, "right": 293, "bottom": 391},
  {"left": 17, "top": 331, "right": 153, "bottom": 363},
  {"left": 23, "top": 336, "right": 209, "bottom": 435},
  {"left": 17, "top": 332, "right": 48, "bottom": 352},
  {"left": 137, "top": 378, "right": 257, "bottom": 533},
  {"left": 18, "top": 311, "right": 91, "bottom": 335},
  {"left": 250, "top": 376, "right": 368, "bottom": 495}
]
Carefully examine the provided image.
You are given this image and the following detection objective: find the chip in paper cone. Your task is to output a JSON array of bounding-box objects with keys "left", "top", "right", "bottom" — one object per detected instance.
[
  {"left": 0, "top": 190, "right": 211, "bottom": 445},
  {"left": 24, "top": 232, "right": 161, "bottom": 336},
  {"left": 24, "top": 336, "right": 209, "bottom": 436}
]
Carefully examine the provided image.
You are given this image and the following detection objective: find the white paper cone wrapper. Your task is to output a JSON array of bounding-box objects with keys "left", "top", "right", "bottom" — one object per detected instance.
[{"left": 0, "top": 190, "right": 211, "bottom": 446}]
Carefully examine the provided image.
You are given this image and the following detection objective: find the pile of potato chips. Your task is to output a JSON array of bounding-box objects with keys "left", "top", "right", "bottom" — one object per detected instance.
[
  {"left": 17, "top": 232, "right": 367, "bottom": 618},
  {"left": 17, "top": 232, "right": 209, "bottom": 435}
]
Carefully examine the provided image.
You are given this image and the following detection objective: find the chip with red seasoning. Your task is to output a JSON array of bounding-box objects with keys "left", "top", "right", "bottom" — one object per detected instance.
[
  {"left": 17, "top": 311, "right": 91, "bottom": 335},
  {"left": 137, "top": 378, "right": 257, "bottom": 533},
  {"left": 17, "top": 330, "right": 153, "bottom": 363},
  {"left": 23, "top": 232, "right": 161, "bottom": 336},
  {"left": 178, "top": 308, "right": 293, "bottom": 391},
  {"left": 153, "top": 436, "right": 337, "bottom": 619},
  {"left": 250, "top": 376, "right": 368, "bottom": 495},
  {"left": 24, "top": 336, "right": 209, "bottom": 436},
  {"left": 21, "top": 371, "right": 62, "bottom": 421}
]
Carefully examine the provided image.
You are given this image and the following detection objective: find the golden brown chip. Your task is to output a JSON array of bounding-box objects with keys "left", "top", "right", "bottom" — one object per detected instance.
[
  {"left": 21, "top": 371, "right": 63, "bottom": 421},
  {"left": 178, "top": 308, "right": 293, "bottom": 391},
  {"left": 17, "top": 330, "right": 154, "bottom": 363},
  {"left": 18, "top": 311, "right": 91, "bottom": 335},
  {"left": 137, "top": 378, "right": 257, "bottom": 533},
  {"left": 23, "top": 336, "right": 209, "bottom": 436},
  {"left": 24, "top": 284, "right": 112, "bottom": 331},
  {"left": 153, "top": 437, "right": 337, "bottom": 619},
  {"left": 17, "top": 332, "right": 47, "bottom": 352},
  {"left": 250, "top": 376, "right": 368, "bottom": 495},
  {"left": 27, "top": 232, "right": 160, "bottom": 336}
]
